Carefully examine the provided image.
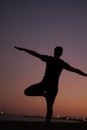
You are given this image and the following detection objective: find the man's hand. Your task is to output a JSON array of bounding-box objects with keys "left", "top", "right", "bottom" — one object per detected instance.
[
  {"left": 14, "top": 46, "right": 23, "bottom": 51},
  {"left": 14, "top": 46, "right": 43, "bottom": 59}
]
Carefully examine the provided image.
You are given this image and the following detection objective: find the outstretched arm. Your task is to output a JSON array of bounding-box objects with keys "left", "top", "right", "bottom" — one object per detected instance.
[
  {"left": 14, "top": 46, "right": 43, "bottom": 59},
  {"left": 64, "top": 62, "right": 87, "bottom": 77}
]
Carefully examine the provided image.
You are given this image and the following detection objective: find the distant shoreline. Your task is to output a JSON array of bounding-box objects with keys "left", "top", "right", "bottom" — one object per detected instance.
[
  {"left": 0, "top": 113, "right": 86, "bottom": 122},
  {"left": 0, "top": 113, "right": 87, "bottom": 129}
]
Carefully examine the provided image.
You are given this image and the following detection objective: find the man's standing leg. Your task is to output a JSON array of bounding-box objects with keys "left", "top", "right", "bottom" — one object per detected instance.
[{"left": 45, "top": 95, "right": 55, "bottom": 124}]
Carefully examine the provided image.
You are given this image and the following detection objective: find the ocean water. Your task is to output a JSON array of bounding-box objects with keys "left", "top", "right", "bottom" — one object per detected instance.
[
  {"left": 0, "top": 114, "right": 78, "bottom": 123},
  {"left": 0, "top": 114, "right": 49, "bottom": 122},
  {"left": 0, "top": 114, "right": 45, "bottom": 122}
]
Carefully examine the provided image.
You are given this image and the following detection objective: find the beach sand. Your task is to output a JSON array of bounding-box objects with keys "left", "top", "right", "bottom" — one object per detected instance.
[{"left": 0, "top": 121, "right": 87, "bottom": 130}]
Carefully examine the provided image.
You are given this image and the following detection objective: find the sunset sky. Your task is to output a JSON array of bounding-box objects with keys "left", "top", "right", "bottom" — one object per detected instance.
[{"left": 0, "top": 0, "right": 87, "bottom": 118}]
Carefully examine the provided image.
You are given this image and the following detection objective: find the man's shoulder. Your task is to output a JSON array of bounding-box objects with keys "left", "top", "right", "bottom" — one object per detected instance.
[
  {"left": 59, "top": 58, "right": 64, "bottom": 62},
  {"left": 41, "top": 55, "right": 51, "bottom": 61},
  {"left": 58, "top": 58, "right": 67, "bottom": 65},
  {"left": 59, "top": 59, "right": 70, "bottom": 68}
]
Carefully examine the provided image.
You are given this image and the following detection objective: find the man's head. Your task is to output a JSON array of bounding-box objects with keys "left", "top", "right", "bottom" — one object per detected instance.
[{"left": 54, "top": 46, "right": 63, "bottom": 57}]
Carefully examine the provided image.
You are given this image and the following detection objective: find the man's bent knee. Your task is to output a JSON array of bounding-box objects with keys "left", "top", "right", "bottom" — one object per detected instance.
[{"left": 24, "top": 89, "right": 29, "bottom": 96}]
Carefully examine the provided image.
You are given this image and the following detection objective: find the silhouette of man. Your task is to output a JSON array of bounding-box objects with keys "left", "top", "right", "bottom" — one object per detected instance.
[{"left": 14, "top": 46, "right": 87, "bottom": 124}]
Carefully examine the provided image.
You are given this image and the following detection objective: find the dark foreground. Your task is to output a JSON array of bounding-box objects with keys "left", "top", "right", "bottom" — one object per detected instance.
[{"left": 0, "top": 121, "right": 87, "bottom": 130}]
